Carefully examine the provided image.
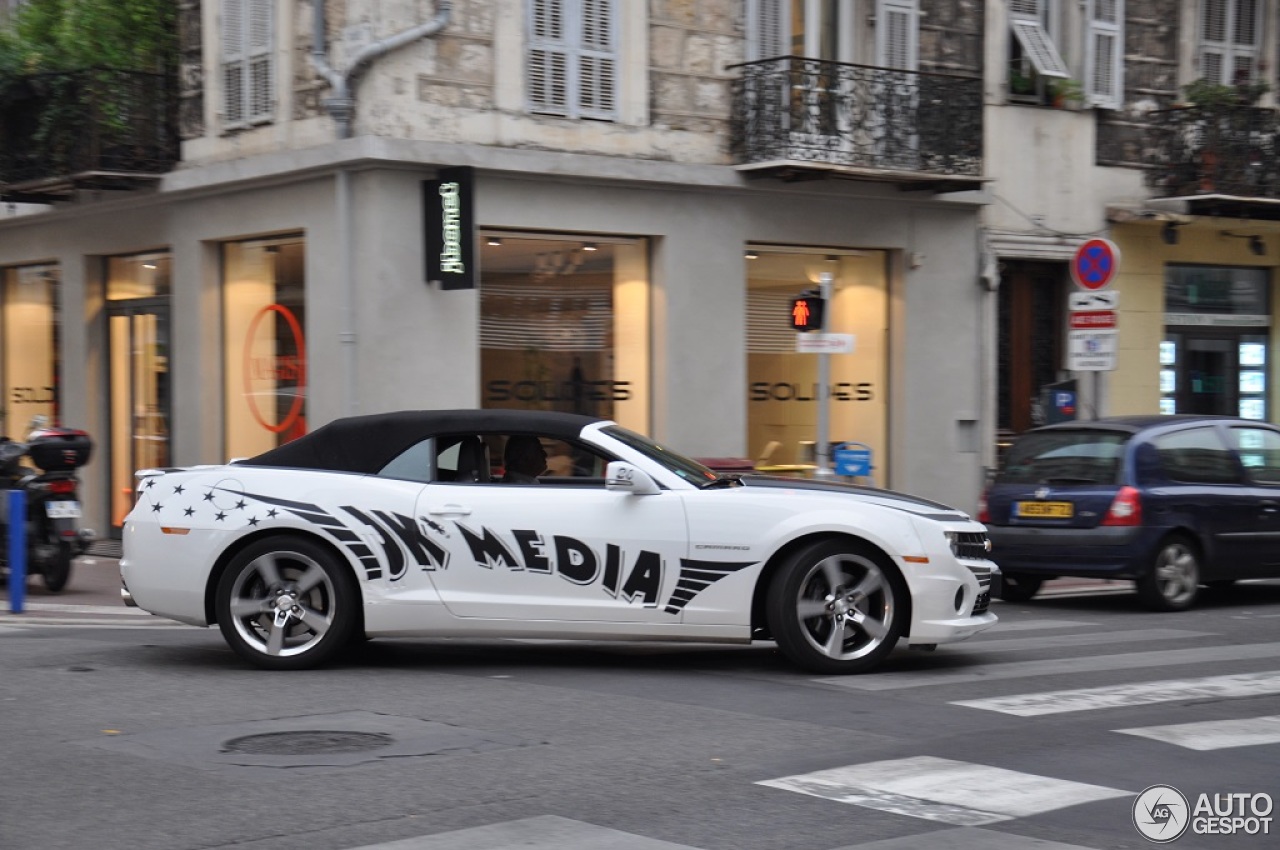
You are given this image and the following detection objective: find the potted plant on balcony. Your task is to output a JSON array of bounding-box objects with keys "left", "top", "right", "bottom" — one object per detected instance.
[{"left": 1049, "top": 78, "right": 1085, "bottom": 109}]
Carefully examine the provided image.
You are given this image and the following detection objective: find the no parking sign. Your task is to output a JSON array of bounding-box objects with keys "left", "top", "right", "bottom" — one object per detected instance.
[{"left": 1071, "top": 238, "right": 1120, "bottom": 290}]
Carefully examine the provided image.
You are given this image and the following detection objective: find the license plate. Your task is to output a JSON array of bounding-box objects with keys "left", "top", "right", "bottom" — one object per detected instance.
[
  {"left": 45, "top": 500, "right": 81, "bottom": 519},
  {"left": 1015, "top": 500, "right": 1073, "bottom": 519}
]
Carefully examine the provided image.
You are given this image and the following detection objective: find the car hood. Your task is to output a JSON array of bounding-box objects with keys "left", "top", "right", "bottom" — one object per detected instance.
[{"left": 736, "top": 475, "right": 973, "bottom": 522}]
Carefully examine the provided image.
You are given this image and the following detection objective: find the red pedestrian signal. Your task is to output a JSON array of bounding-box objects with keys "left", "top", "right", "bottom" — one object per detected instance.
[{"left": 791, "top": 295, "right": 824, "bottom": 332}]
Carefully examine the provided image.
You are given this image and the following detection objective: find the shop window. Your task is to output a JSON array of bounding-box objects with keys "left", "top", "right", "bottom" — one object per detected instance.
[
  {"left": 745, "top": 248, "right": 887, "bottom": 485},
  {"left": 478, "top": 233, "right": 648, "bottom": 433},
  {"left": 223, "top": 237, "right": 306, "bottom": 460},
  {"left": 1, "top": 263, "right": 61, "bottom": 435},
  {"left": 527, "top": 0, "right": 617, "bottom": 120}
]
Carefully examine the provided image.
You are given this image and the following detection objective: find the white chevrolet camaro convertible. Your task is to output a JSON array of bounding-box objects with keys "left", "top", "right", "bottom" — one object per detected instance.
[{"left": 121, "top": 410, "right": 998, "bottom": 673}]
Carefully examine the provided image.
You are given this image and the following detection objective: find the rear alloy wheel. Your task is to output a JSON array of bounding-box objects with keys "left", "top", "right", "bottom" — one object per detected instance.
[
  {"left": 1136, "top": 535, "right": 1201, "bottom": 612},
  {"left": 216, "top": 536, "right": 357, "bottom": 670},
  {"left": 766, "top": 540, "right": 906, "bottom": 675},
  {"left": 998, "top": 574, "right": 1043, "bottom": 603}
]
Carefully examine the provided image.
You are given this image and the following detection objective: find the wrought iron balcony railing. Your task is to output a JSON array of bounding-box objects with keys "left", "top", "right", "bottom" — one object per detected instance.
[
  {"left": 729, "top": 57, "right": 984, "bottom": 187},
  {"left": 1146, "top": 103, "right": 1280, "bottom": 199},
  {"left": 0, "top": 68, "right": 178, "bottom": 202}
]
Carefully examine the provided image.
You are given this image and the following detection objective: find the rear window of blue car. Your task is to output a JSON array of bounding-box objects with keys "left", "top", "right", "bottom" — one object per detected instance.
[{"left": 997, "top": 431, "right": 1126, "bottom": 485}]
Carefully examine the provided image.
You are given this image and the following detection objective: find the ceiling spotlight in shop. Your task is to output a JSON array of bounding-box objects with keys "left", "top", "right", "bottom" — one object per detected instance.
[
  {"left": 487, "top": 236, "right": 502, "bottom": 246},
  {"left": 745, "top": 250, "right": 759, "bottom": 260},
  {"left": 582, "top": 242, "right": 598, "bottom": 252}
]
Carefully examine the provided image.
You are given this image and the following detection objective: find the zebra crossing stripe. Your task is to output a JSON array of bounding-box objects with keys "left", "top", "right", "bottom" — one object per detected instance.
[
  {"left": 818, "top": 641, "right": 1280, "bottom": 691},
  {"left": 954, "top": 670, "right": 1280, "bottom": 716},
  {"left": 1115, "top": 714, "right": 1280, "bottom": 750},
  {"left": 961, "top": 628, "right": 1210, "bottom": 654},
  {"left": 758, "top": 756, "right": 1129, "bottom": 825}
]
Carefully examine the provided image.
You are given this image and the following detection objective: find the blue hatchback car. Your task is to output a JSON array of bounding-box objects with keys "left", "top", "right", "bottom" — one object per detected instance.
[{"left": 981, "top": 415, "right": 1280, "bottom": 611}]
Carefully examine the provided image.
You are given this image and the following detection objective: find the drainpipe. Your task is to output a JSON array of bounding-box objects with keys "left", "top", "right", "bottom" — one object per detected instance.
[
  {"left": 310, "top": 0, "right": 453, "bottom": 139},
  {"left": 308, "top": 1, "right": 452, "bottom": 416}
]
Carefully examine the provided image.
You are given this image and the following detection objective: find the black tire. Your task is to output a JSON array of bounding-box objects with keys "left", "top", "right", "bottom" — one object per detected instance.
[
  {"left": 1136, "top": 534, "right": 1201, "bottom": 612},
  {"left": 998, "top": 574, "right": 1043, "bottom": 603},
  {"left": 766, "top": 539, "right": 907, "bottom": 675},
  {"left": 41, "top": 541, "right": 74, "bottom": 592},
  {"left": 215, "top": 535, "right": 358, "bottom": 670}
]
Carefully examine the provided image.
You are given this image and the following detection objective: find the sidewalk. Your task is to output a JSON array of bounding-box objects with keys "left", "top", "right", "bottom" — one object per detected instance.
[{"left": 0, "top": 554, "right": 166, "bottom": 625}]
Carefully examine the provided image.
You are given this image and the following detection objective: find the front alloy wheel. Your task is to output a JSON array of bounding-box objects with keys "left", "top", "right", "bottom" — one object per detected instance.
[
  {"left": 1136, "top": 535, "right": 1200, "bottom": 612},
  {"left": 216, "top": 536, "right": 357, "bottom": 670},
  {"left": 767, "top": 540, "right": 906, "bottom": 674}
]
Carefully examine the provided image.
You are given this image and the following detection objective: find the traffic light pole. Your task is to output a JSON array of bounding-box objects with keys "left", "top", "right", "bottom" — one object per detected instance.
[{"left": 814, "top": 271, "right": 834, "bottom": 478}]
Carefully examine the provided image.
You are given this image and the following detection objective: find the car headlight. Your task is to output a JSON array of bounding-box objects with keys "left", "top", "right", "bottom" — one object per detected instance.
[
  {"left": 943, "top": 530, "right": 993, "bottom": 560},
  {"left": 944, "top": 530, "right": 960, "bottom": 557}
]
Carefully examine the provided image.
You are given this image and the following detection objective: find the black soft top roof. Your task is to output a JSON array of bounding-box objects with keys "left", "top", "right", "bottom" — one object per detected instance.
[{"left": 239, "top": 409, "right": 606, "bottom": 474}]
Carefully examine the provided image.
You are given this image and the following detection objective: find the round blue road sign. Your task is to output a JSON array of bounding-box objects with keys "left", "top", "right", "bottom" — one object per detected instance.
[{"left": 1071, "top": 238, "right": 1120, "bottom": 290}]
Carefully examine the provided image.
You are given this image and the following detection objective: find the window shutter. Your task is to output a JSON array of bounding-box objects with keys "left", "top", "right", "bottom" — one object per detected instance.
[
  {"left": 247, "top": 0, "right": 273, "bottom": 122},
  {"left": 528, "top": 0, "right": 570, "bottom": 115},
  {"left": 222, "top": 0, "right": 246, "bottom": 125},
  {"left": 577, "top": 0, "right": 616, "bottom": 119},
  {"left": 1200, "top": 0, "right": 1259, "bottom": 84},
  {"left": 1086, "top": 0, "right": 1124, "bottom": 108},
  {"left": 876, "top": 0, "right": 918, "bottom": 71},
  {"left": 747, "top": 0, "right": 789, "bottom": 61},
  {"left": 527, "top": 0, "right": 616, "bottom": 121},
  {"left": 1009, "top": 0, "right": 1041, "bottom": 19}
]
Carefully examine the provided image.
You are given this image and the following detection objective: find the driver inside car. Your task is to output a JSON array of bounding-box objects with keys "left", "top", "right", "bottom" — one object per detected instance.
[{"left": 501, "top": 435, "right": 548, "bottom": 484}]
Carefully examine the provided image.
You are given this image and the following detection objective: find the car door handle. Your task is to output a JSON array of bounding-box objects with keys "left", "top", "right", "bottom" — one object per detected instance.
[
  {"left": 1262, "top": 500, "right": 1279, "bottom": 514},
  {"left": 427, "top": 504, "right": 472, "bottom": 516}
]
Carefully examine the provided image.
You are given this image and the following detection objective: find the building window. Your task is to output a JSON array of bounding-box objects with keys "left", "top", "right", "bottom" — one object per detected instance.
[
  {"left": 223, "top": 237, "right": 306, "bottom": 459},
  {"left": 479, "top": 233, "right": 648, "bottom": 433},
  {"left": 1008, "top": 0, "right": 1070, "bottom": 100},
  {"left": 1199, "top": 0, "right": 1260, "bottom": 85},
  {"left": 876, "top": 0, "right": 918, "bottom": 70},
  {"left": 746, "top": 248, "right": 888, "bottom": 485},
  {"left": 221, "top": 0, "right": 274, "bottom": 129},
  {"left": 1086, "top": 0, "right": 1124, "bottom": 108},
  {"left": 1, "top": 263, "right": 60, "bottom": 433},
  {"left": 527, "top": 0, "right": 617, "bottom": 120}
]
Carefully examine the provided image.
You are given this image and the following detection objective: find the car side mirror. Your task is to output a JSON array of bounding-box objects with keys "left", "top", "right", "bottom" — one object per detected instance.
[{"left": 605, "top": 461, "right": 661, "bottom": 495}]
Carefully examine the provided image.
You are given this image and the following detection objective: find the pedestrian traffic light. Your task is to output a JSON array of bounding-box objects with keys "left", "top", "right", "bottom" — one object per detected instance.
[{"left": 790, "top": 294, "right": 824, "bottom": 332}]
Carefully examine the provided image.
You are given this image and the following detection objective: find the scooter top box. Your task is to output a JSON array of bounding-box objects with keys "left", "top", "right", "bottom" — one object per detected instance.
[{"left": 26, "top": 428, "right": 93, "bottom": 472}]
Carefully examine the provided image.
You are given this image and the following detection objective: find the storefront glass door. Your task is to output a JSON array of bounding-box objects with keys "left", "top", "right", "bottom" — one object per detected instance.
[{"left": 108, "top": 301, "right": 171, "bottom": 529}]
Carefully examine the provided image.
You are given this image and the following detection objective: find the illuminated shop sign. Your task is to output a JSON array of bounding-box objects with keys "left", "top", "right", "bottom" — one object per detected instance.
[{"left": 424, "top": 166, "right": 476, "bottom": 290}]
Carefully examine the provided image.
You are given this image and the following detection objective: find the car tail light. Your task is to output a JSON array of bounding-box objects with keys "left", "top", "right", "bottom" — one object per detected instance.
[
  {"left": 1102, "top": 486, "right": 1142, "bottom": 526},
  {"left": 48, "top": 479, "right": 77, "bottom": 495},
  {"left": 977, "top": 488, "right": 990, "bottom": 523}
]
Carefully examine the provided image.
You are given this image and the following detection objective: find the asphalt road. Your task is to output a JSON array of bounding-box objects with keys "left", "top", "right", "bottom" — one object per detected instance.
[{"left": 2, "top": 559, "right": 1279, "bottom": 850}]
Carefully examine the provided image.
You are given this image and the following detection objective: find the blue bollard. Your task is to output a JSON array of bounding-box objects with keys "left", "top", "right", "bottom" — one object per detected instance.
[{"left": 7, "top": 488, "right": 24, "bottom": 614}]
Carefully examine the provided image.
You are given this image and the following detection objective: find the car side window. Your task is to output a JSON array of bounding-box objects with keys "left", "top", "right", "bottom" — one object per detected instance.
[
  {"left": 1151, "top": 427, "right": 1243, "bottom": 485},
  {"left": 377, "top": 438, "right": 434, "bottom": 483},
  {"left": 483, "top": 433, "right": 612, "bottom": 486},
  {"left": 1228, "top": 427, "right": 1280, "bottom": 486}
]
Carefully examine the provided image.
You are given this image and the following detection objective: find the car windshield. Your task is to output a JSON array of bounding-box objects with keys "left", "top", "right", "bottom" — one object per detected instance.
[
  {"left": 600, "top": 425, "right": 718, "bottom": 485},
  {"left": 997, "top": 431, "right": 1127, "bottom": 485}
]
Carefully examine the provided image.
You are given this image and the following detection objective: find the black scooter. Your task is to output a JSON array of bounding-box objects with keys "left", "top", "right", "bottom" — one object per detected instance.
[{"left": 0, "top": 423, "right": 95, "bottom": 592}]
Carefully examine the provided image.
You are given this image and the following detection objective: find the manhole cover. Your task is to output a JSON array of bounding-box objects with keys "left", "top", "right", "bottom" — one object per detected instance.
[{"left": 221, "top": 731, "right": 394, "bottom": 756}]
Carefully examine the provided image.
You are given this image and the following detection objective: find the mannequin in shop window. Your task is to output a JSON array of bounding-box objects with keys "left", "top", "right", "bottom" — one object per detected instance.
[{"left": 501, "top": 435, "right": 548, "bottom": 484}]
